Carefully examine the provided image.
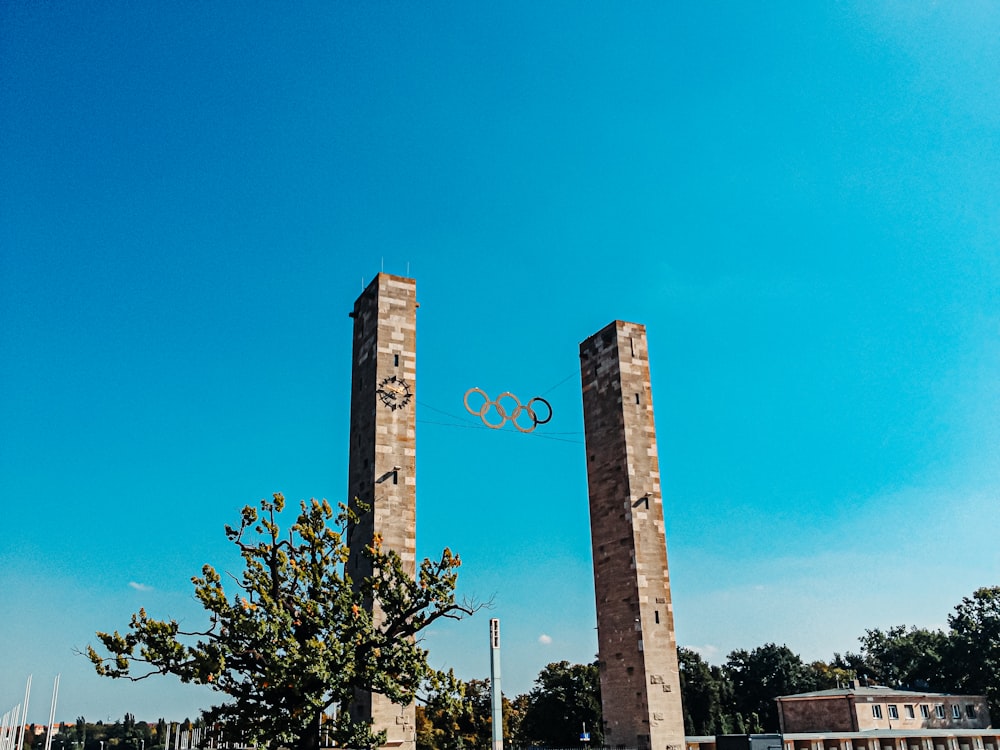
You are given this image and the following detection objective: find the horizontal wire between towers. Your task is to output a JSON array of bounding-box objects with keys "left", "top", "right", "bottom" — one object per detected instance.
[
  {"left": 416, "top": 419, "right": 584, "bottom": 444},
  {"left": 415, "top": 400, "right": 584, "bottom": 444},
  {"left": 417, "top": 400, "right": 582, "bottom": 434},
  {"left": 539, "top": 369, "right": 580, "bottom": 397}
]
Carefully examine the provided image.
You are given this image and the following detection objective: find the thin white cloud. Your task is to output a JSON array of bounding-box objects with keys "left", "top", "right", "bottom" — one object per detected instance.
[
  {"left": 538, "top": 634, "right": 553, "bottom": 645},
  {"left": 686, "top": 644, "right": 720, "bottom": 662},
  {"left": 129, "top": 581, "right": 153, "bottom": 592}
]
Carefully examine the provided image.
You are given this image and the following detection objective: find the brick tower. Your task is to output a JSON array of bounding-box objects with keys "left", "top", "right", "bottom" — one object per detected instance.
[
  {"left": 579, "top": 321, "right": 684, "bottom": 750},
  {"left": 346, "top": 273, "right": 418, "bottom": 749}
]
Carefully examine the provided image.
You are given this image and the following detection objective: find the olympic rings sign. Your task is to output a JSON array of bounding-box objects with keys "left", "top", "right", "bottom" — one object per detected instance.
[{"left": 464, "top": 388, "right": 552, "bottom": 433}]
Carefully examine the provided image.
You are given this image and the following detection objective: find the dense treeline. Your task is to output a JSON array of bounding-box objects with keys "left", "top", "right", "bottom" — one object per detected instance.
[
  {"left": 24, "top": 716, "right": 201, "bottom": 750},
  {"left": 417, "top": 661, "right": 602, "bottom": 750},
  {"left": 417, "top": 586, "right": 1000, "bottom": 749},
  {"left": 30, "top": 587, "right": 994, "bottom": 750}
]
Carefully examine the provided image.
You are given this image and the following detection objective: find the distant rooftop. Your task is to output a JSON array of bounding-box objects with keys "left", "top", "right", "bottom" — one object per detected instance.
[{"left": 777, "top": 685, "right": 972, "bottom": 700}]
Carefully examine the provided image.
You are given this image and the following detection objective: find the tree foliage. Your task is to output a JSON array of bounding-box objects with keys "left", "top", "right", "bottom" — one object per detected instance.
[
  {"left": 518, "top": 661, "right": 603, "bottom": 747},
  {"left": 49, "top": 716, "right": 156, "bottom": 750},
  {"left": 679, "top": 648, "right": 733, "bottom": 736},
  {"left": 416, "top": 584, "right": 1000, "bottom": 747},
  {"left": 829, "top": 586, "right": 1000, "bottom": 720},
  {"left": 88, "top": 494, "right": 477, "bottom": 750},
  {"left": 89, "top": 526, "right": 997, "bottom": 750},
  {"left": 947, "top": 586, "right": 1000, "bottom": 719},
  {"left": 417, "top": 671, "right": 496, "bottom": 750},
  {"left": 417, "top": 663, "right": 601, "bottom": 749},
  {"left": 724, "top": 644, "right": 820, "bottom": 732},
  {"left": 850, "top": 625, "right": 951, "bottom": 691}
]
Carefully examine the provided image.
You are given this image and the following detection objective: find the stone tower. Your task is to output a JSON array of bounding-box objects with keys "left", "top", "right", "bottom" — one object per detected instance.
[
  {"left": 579, "top": 321, "right": 684, "bottom": 750},
  {"left": 346, "top": 273, "right": 418, "bottom": 749}
]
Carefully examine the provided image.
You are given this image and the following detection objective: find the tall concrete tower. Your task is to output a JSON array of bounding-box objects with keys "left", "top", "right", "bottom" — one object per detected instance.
[
  {"left": 579, "top": 321, "right": 684, "bottom": 750},
  {"left": 489, "top": 619, "right": 504, "bottom": 750},
  {"left": 346, "top": 273, "right": 418, "bottom": 749}
]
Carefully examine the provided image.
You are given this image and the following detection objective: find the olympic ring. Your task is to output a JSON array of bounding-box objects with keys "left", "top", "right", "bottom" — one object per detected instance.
[{"left": 464, "top": 388, "right": 552, "bottom": 433}]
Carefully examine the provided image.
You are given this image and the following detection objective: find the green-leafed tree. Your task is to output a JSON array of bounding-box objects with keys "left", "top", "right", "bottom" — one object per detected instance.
[
  {"left": 462, "top": 679, "right": 495, "bottom": 750},
  {"left": 679, "top": 647, "right": 733, "bottom": 736},
  {"left": 88, "top": 493, "right": 479, "bottom": 750},
  {"left": 853, "top": 625, "right": 951, "bottom": 691},
  {"left": 518, "top": 661, "right": 602, "bottom": 747},
  {"left": 417, "top": 670, "right": 475, "bottom": 750},
  {"left": 417, "top": 672, "right": 504, "bottom": 750},
  {"left": 807, "top": 660, "right": 856, "bottom": 690},
  {"left": 74, "top": 717, "right": 86, "bottom": 750},
  {"left": 415, "top": 705, "right": 435, "bottom": 750},
  {"left": 81, "top": 721, "right": 105, "bottom": 750},
  {"left": 724, "top": 644, "right": 817, "bottom": 732},
  {"left": 947, "top": 586, "right": 1000, "bottom": 719},
  {"left": 504, "top": 693, "right": 529, "bottom": 748}
]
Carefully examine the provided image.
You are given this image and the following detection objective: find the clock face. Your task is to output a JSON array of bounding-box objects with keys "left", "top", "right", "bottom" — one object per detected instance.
[{"left": 376, "top": 375, "right": 412, "bottom": 410}]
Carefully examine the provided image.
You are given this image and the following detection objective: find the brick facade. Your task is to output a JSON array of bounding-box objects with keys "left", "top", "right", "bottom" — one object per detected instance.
[
  {"left": 580, "top": 321, "right": 684, "bottom": 750},
  {"left": 346, "top": 273, "right": 418, "bottom": 750},
  {"left": 777, "top": 686, "right": 992, "bottom": 734}
]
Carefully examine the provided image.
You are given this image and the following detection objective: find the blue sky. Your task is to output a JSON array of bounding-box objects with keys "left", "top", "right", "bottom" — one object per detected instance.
[{"left": 2, "top": 0, "right": 999, "bottom": 724}]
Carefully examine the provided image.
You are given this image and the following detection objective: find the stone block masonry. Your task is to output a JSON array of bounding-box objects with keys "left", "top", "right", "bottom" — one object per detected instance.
[
  {"left": 346, "top": 273, "right": 418, "bottom": 750},
  {"left": 580, "top": 321, "right": 684, "bottom": 750}
]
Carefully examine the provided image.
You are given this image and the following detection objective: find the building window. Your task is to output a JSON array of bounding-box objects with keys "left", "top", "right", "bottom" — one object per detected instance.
[
  {"left": 936, "top": 705, "right": 946, "bottom": 719},
  {"left": 873, "top": 705, "right": 883, "bottom": 719},
  {"left": 966, "top": 705, "right": 976, "bottom": 719},
  {"left": 952, "top": 705, "right": 962, "bottom": 719},
  {"left": 888, "top": 705, "right": 899, "bottom": 720},
  {"left": 905, "top": 705, "right": 915, "bottom": 719},
  {"left": 920, "top": 705, "right": 929, "bottom": 719}
]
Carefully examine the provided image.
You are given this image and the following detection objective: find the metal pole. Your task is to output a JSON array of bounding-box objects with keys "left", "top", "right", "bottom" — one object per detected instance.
[
  {"left": 489, "top": 618, "right": 503, "bottom": 750},
  {"left": 44, "top": 675, "right": 60, "bottom": 750},
  {"left": 16, "top": 676, "right": 32, "bottom": 750}
]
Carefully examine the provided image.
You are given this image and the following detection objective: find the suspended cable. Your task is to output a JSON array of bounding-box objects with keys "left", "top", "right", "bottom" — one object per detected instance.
[{"left": 539, "top": 369, "right": 579, "bottom": 397}]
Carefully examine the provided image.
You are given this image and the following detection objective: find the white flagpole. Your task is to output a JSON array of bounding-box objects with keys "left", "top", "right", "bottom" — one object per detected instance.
[
  {"left": 16, "top": 676, "right": 31, "bottom": 750},
  {"left": 5, "top": 709, "right": 16, "bottom": 750},
  {"left": 0, "top": 709, "right": 11, "bottom": 750},
  {"left": 9, "top": 703, "right": 23, "bottom": 750},
  {"left": 44, "top": 675, "right": 60, "bottom": 750}
]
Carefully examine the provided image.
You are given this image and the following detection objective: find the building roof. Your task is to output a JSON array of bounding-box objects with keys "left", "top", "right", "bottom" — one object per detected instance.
[
  {"left": 782, "top": 730, "right": 999, "bottom": 740},
  {"left": 776, "top": 686, "right": 975, "bottom": 700}
]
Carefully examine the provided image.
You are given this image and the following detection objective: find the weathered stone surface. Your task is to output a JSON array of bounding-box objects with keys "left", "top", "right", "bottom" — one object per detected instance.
[
  {"left": 346, "top": 273, "right": 418, "bottom": 750},
  {"left": 580, "top": 321, "right": 684, "bottom": 750}
]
